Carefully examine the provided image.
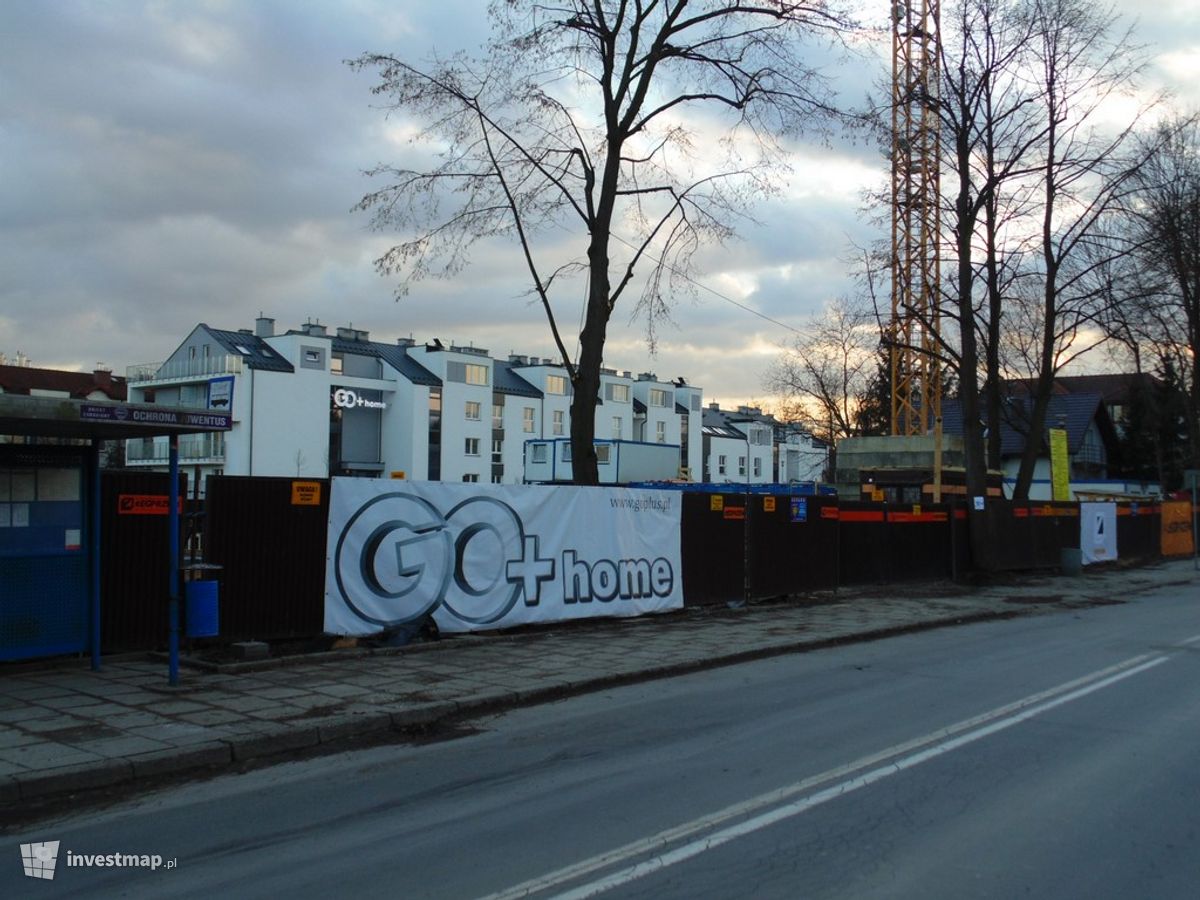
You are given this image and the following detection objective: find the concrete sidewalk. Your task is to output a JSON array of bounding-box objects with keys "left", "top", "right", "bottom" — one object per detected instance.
[{"left": 1, "top": 559, "right": 1196, "bottom": 810}]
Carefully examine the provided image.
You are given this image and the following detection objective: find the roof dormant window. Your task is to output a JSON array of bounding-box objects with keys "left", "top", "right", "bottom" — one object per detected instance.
[
  {"left": 546, "top": 374, "right": 567, "bottom": 395},
  {"left": 649, "top": 388, "right": 671, "bottom": 407},
  {"left": 448, "top": 362, "right": 490, "bottom": 386}
]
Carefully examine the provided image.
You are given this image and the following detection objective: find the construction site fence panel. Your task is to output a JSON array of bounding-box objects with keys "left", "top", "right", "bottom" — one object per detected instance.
[{"left": 90, "top": 478, "right": 1182, "bottom": 652}]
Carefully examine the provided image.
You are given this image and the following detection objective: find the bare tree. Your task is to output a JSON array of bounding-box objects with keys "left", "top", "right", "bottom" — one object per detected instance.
[
  {"left": 936, "top": 0, "right": 1046, "bottom": 499},
  {"left": 1116, "top": 116, "right": 1200, "bottom": 472},
  {"left": 1005, "top": 0, "right": 1157, "bottom": 498},
  {"left": 767, "top": 295, "right": 879, "bottom": 441},
  {"left": 352, "top": 1, "right": 855, "bottom": 483}
]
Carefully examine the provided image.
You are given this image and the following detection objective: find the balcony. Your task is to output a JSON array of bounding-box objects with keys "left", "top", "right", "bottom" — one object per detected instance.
[
  {"left": 125, "top": 433, "right": 226, "bottom": 463},
  {"left": 126, "top": 355, "right": 244, "bottom": 384}
]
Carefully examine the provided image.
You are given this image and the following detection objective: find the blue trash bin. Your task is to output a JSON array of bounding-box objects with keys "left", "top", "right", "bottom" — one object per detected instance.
[{"left": 185, "top": 579, "right": 219, "bottom": 638}]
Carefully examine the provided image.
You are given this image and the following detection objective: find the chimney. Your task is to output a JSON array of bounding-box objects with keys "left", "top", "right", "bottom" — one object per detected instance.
[
  {"left": 303, "top": 321, "right": 327, "bottom": 337},
  {"left": 93, "top": 367, "right": 112, "bottom": 390},
  {"left": 255, "top": 316, "right": 275, "bottom": 338},
  {"left": 397, "top": 336, "right": 415, "bottom": 347}
]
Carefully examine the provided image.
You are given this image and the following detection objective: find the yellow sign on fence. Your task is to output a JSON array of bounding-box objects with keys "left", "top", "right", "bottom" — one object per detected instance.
[
  {"left": 1049, "top": 428, "right": 1070, "bottom": 501},
  {"left": 291, "top": 481, "right": 322, "bottom": 506},
  {"left": 1161, "top": 500, "right": 1195, "bottom": 557}
]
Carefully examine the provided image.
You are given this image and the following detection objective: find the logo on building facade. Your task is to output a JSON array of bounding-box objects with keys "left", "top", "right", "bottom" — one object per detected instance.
[
  {"left": 332, "top": 388, "right": 387, "bottom": 410},
  {"left": 20, "top": 841, "right": 60, "bottom": 880}
]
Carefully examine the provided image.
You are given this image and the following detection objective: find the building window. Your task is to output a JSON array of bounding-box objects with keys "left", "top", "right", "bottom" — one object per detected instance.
[
  {"left": 649, "top": 388, "right": 670, "bottom": 407},
  {"left": 753, "top": 458, "right": 762, "bottom": 477},
  {"left": 493, "top": 403, "right": 504, "bottom": 429},
  {"left": 553, "top": 410, "right": 564, "bottom": 435},
  {"left": 531, "top": 444, "right": 548, "bottom": 463},
  {"left": 546, "top": 374, "right": 567, "bottom": 395},
  {"left": 738, "top": 456, "right": 746, "bottom": 476},
  {"left": 301, "top": 347, "right": 324, "bottom": 370},
  {"left": 465, "top": 400, "right": 481, "bottom": 421},
  {"left": 608, "top": 383, "right": 630, "bottom": 403},
  {"left": 523, "top": 407, "right": 535, "bottom": 433},
  {"left": 718, "top": 455, "right": 726, "bottom": 476},
  {"left": 465, "top": 437, "right": 480, "bottom": 456},
  {"left": 462, "top": 474, "right": 479, "bottom": 483},
  {"left": 428, "top": 387, "right": 442, "bottom": 481},
  {"left": 491, "top": 474, "right": 502, "bottom": 484},
  {"left": 331, "top": 354, "right": 344, "bottom": 375},
  {"left": 612, "top": 417, "right": 622, "bottom": 440},
  {"left": 656, "top": 421, "right": 666, "bottom": 443},
  {"left": 596, "top": 444, "right": 611, "bottom": 464},
  {"left": 465, "top": 363, "right": 488, "bottom": 385}
]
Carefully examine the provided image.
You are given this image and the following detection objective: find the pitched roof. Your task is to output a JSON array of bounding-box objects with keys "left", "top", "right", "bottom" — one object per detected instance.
[
  {"left": 491, "top": 361, "right": 542, "bottom": 398},
  {"left": 942, "top": 393, "right": 1117, "bottom": 455},
  {"left": 350, "top": 340, "right": 441, "bottom": 388},
  {"left": 0, "top": 364, "right": 127, "bottom": 400},
  {"left": 204, "top": 327, "right": 294, "bottom": 372},
  {"left": 1006, "top": 373, "right": 1160, "bottom": 406}
]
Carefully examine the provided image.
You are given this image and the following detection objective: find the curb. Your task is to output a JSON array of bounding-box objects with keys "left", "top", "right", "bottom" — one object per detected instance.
[
  {"left": 6, "top": 604, "right": 1031, "bottom": 811},
  {"left": 9, "top": 558, "right": 1196, "bottom": 815}
]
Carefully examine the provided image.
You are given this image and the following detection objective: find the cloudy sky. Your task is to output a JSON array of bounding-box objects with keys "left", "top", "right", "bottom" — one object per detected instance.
[{"left": 2, "top": 1, "right": 1196, "bottom": 408}]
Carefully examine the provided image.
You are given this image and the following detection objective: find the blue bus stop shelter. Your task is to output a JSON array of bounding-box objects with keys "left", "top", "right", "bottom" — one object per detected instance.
[{"left": 0, "top": 395, "right": 230, "bottom": 683}]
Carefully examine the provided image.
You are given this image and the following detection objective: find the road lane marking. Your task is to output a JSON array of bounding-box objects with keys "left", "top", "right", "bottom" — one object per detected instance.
[
  {"left": 482, "top": 653, "right": 1170, "bottom": 900},
  {"left": 1177, "top": 634, "right": 1200, "bottom": 646}
]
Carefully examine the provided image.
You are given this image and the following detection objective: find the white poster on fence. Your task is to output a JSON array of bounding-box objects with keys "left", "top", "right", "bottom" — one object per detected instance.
[
  {"left": 1080, "top": 501, "right": 1118, "bottom": 565},
  {"left": 324, "top": 479, "right": 683, "bottom": 634}
]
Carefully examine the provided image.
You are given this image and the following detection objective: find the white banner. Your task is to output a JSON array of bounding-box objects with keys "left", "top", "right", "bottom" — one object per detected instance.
[
  {"left": 324, "top": 480, "right": 683, "bottom": 634},
  {"left": 1080, "top": 501, "right": 1118, "bottom": 565}
]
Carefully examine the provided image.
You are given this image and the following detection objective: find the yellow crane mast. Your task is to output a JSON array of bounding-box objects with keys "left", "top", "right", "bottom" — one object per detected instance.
[{"left": 890, "top": 0, "right": 942, "bottom": 436}]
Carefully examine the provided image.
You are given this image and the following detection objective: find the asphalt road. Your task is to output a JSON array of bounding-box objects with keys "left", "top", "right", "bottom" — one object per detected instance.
[{"left": 5, "top": 583, "right": 1199, "bottom": 899}]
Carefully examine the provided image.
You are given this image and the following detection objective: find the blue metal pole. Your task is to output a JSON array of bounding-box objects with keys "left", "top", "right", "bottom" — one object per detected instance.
[
  {"left": 90, "top": 440, "right": 101, "bottom": 671},
  {"left": 168, "top": 435, "right": 180, "bottom": 686}
]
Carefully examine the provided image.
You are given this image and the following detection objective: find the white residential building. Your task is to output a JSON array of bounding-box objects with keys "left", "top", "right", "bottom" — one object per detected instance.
[
  {"left": 124, "top": 318, "right": 704, "bottom": 488},
  {"left": 700, "top": 403, "right": 826, "bottom": 485}
]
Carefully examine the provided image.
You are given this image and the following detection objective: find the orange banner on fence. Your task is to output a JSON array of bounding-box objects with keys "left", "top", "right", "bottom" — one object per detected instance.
[
  {"left": 117, "top": 494, "right": 182, "bottom": 515},
  {"left": 1161, "top": 500, "right": 1195, "bottom": 557}
]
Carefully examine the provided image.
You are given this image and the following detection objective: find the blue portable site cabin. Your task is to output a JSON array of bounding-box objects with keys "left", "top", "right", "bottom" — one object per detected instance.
[{"left": 0, "top": 394, "right": 230, "bottom": 671}]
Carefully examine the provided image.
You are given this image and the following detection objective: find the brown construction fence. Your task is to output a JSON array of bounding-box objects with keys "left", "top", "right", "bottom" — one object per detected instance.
[{"left": 93, "top": 476, "right": 1189, "bottom": 650}]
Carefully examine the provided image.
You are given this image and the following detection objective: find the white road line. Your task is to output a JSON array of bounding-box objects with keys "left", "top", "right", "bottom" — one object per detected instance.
[
  {"left": 550, "top": 655, "right": 1170, "bottom": 900},
  {"left": 1177, "top": 634, "right": 1200, "bottom": 646},
  {"left": 481, "top": 653, "right": 1169, "bottom": 900}
]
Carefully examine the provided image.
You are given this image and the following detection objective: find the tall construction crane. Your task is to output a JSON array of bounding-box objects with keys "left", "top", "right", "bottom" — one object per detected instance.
[{"left": 890, "top": 0, "right": 942, "bottom": 436}]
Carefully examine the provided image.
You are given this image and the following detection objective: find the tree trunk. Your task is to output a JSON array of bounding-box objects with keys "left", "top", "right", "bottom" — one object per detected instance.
[
  {"left": 569, "top": 233, "right": 613, "bottom": 486},
  {"left": 983, "top": 194, "right": 1004, "bottom": 472}
]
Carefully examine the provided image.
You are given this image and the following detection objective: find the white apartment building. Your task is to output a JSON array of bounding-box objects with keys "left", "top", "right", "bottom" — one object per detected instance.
[
  {"left": 700, "top": 403, "right": 826, "bottom": 485},
  {"left": 124, "top": 318, "right": 704, "bottom": 488}
]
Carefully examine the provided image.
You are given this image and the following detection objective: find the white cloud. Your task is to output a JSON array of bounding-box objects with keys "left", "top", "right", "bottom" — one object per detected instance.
[{"left": 0, "top": 0, "right": 1194, "bottom": 406}]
